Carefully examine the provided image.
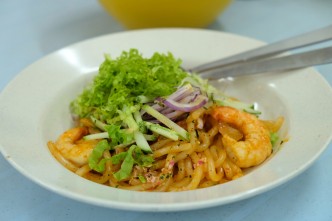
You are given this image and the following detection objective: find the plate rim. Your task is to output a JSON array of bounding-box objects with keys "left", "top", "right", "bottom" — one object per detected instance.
[{"left": 1, "top": 28, "right": 332, "bottom": 212}]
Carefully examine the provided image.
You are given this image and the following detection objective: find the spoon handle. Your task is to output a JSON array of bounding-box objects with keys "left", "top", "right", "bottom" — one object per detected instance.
[
  {"left": 191, "top": 24, "right": 332, "bottom": 74},
  {"left": 199, "top": 46, "right": 332, "bottom": 79}
]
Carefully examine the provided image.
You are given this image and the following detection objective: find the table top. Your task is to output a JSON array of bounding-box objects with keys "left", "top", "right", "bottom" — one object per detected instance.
[{"left": 1, "top": 0, "right": 331, "bottom": 220}]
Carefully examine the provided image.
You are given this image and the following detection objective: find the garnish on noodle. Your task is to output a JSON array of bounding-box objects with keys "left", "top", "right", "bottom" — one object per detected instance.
[{"left": 47, "top": 49, "right": 284, "bottom": 191}]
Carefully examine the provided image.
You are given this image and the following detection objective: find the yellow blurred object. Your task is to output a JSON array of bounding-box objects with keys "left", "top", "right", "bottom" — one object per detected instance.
[{"left": 99, "top": 0, "right": 232, "bottom": 29}]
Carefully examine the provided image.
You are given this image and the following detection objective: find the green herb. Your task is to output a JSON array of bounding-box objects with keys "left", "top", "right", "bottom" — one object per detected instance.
[
  {"left": 110, "top": 152, "right": 127, "bottom": 164},
  {"left": 133, "top": 147, "right": 154, "bottom": 167},
  {"left": 88, "top": 140, "right": 111, "bottom": 173},
  {"left": 270, "top": 132, "right": 280, "bottom": 147},
  {"left": 112, "top": 145, "right": 154, "bottom": 181},
  {"left": 113, "top": 145, "right": 136, "bottom": 181},
  {"left": 105, "top": 124, "right": 134, "bottom": 147},
  {"left": 70, "top": 49, "right": 187, "bottom": 123},
  {"left": 88, "top": 141, "right": 154, "bottom": 181},
  {"left": 138, "top": 175, "right": 147, "bottom": 183}
]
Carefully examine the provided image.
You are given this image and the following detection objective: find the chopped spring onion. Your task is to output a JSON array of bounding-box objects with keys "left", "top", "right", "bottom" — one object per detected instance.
[
  {"left": 142, "top": 105, "right": 189, "bottom": 140},
  {"left": 90, "top": 116, "right": 107, "bottom": 131},
  {"left": 144, "top": 121, "right": 179, "bottom": 141},
  {"left": 215, "top": 99, "right": 261, "bottom": 115},
  {"left": 83, "top": 130, "right": 156, "bottom": 142},
  {"left": 134, "top": 130, "right": 152, "bottom": 153},
  {"left": 83, "top": 132, "right": 109, "bottom": 140}
]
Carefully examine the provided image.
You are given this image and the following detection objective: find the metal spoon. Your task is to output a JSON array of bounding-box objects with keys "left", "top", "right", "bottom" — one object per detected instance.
[{"left": 189, "top": 24, "right": 332, "bottom": 79}]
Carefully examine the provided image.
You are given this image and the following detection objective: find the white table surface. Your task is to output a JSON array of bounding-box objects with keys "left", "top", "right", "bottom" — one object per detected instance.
[{"left": 1, "top": 0, "right": 331, "bottom": 220}]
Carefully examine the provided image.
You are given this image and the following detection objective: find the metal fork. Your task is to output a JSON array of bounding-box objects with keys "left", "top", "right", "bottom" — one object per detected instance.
[{"left": 189, "top": 24, "right": 332, "bottom": 79}]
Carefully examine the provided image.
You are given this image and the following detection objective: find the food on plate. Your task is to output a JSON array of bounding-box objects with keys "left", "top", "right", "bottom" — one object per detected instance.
[{"left": 47, "top": 49, "right": 284, "bottom": 191}]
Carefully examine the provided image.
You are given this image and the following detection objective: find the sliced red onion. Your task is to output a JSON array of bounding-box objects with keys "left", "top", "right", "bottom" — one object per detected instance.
[
  {"left": 159, "top": 91, "right": 197, "bottom": 114},
  {"left": 150, "top": 84, "right": 195, "bottom": 111},
  {"left": 142, "top": 83, "right": 207, "bottom": 122},
  {"left": 163, "top": 94, "right": 208, "bottom": 112},
  {"left": 168, "top": 84, "right": 195, "bottom": 101},
  {"left": 160, "top": 105, "right": 175, "bottom": 115},
  {"left": 165, "top": 110, "right": 186, "bottom": 119},
  {"left": 182, "top": 90, "right": 200, "bottom": 103},
  {"left": 149, "top": 101, "right": 164, "bottom": 112}
]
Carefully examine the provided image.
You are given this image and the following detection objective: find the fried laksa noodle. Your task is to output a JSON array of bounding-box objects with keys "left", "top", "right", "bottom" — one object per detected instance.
[
  {"left": 48, "top": 105, "right": 284, "bottom": 192},
  {"left": 47, "top": 49, "right": 285, "bottom": 192}
]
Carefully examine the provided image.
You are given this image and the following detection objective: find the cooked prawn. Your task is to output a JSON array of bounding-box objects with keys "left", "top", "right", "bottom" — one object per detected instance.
[
  {"left": 54, "top": 127, "right": 99, "bottom": 166},
  {"left": 211, "top": 106, "right": 272, "bottom": 168}
]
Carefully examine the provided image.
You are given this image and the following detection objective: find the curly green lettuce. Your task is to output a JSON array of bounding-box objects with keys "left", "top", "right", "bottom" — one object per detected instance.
[{"left": 70, "top": 49, "right": 188, "bottom": 124}]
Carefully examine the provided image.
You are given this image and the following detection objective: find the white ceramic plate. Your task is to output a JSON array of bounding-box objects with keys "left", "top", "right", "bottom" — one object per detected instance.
[{"left": 0, "top": 29, "right": 331, "bottom": 212}]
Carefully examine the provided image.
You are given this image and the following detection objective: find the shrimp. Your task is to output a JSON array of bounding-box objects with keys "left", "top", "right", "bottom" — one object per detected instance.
[
  {"left": 211, "top": 106, "right": 272, "bottom": 168},
  {"left": 54, "top": 127, "right": 99, "bottom": 166}
]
